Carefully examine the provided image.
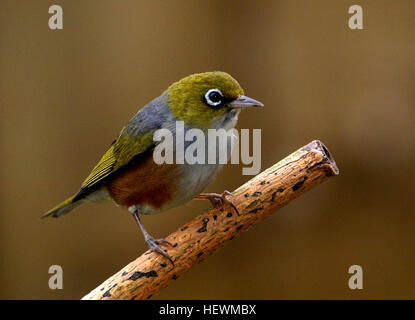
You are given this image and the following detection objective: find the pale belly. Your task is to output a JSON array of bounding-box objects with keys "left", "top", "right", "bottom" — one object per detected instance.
[{"left": 138, "top": 130, "right": 237, "bottom": 215}]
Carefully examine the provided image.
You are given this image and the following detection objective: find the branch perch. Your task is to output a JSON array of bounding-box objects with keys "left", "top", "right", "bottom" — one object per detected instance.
[{"left": 82, "top": 140, "right": 339, "bottom": 300}]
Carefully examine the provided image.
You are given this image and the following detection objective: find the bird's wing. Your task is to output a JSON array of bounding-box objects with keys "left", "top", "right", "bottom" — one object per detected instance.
[
  {"left": 79, "top": 141, "right": 118, "bottom": 190},
  {"left": 79, "top": 128, "right": 156, "bottom": 191}
]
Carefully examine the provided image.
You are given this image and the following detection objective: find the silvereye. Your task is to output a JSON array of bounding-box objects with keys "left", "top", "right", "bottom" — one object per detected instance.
[{"left": 42, "top": 71, "right": 263, "bottom": 263}]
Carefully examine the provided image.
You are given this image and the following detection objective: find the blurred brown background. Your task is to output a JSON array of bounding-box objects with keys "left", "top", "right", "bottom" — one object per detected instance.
[{"left": 0, "top": 0, "right": 414, "bottom": 299}]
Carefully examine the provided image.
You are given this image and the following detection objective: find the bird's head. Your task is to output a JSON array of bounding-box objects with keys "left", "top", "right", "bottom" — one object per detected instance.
[{"left": 166, "top": 71, "right": 263, "bottom": 128}]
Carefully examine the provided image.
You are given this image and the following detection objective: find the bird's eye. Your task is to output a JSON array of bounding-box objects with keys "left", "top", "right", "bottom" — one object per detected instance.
[{"left": 204, "top": 89, "right": 223, "bottom": 107}]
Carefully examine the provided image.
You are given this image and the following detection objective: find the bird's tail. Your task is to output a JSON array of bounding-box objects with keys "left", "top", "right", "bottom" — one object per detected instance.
[{"left": 41, "top": 196, "right": 83, "bottom": 219}]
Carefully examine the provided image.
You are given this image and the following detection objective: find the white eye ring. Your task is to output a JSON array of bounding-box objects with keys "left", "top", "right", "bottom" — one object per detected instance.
[{"left": 205, "top": 88, "right": 223, "bottom": 107}]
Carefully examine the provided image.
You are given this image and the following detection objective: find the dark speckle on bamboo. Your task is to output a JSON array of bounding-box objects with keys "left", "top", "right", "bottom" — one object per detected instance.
[
  {"left": 249, "top": 207, "right": 264, "bottom": 214},
  {"left": 197, "top": 218, "right": 210, "bottom": 233},
  {"left": 102, "top": 290, "right": 111, "bottom": 298},
  {"left": 102, "top": 284, "right": 117, "bottom": 298},
  {"left": 127, "top": 270, "right": 158, "bottom": 281},
  {"left": 292, "top": 177, "right": 307, "bottom": 191}
]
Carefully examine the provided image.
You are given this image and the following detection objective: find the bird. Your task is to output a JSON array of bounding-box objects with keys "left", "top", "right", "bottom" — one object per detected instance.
[{"left": 42, "top": 71, "right": 264, "bottom": 264}]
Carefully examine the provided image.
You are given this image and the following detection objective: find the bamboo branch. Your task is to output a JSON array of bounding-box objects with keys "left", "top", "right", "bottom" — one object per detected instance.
[{"left": 82, "top": 140, "right": 339, "bottom": 300}]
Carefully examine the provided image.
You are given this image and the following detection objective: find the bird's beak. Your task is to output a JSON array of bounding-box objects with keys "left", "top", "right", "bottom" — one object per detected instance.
[{"left": 229, "top": 95, "right": 264, "bottom": 108}]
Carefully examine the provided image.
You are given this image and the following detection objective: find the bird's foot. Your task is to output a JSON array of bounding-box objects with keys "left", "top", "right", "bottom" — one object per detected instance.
[
  {"left": 196, "top": 190, "right": 239, "bottom": 216},
  {"left": 145, "top": 236, "right": 174, "bottom": 265}
]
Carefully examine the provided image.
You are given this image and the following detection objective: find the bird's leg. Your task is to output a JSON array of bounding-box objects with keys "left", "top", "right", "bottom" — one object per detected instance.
[
  {"left": 195, "top": 190, "right": 239, "bottom": 216},
  {"left": 128, "top": 206, "right": 174, "bottom": 265}
]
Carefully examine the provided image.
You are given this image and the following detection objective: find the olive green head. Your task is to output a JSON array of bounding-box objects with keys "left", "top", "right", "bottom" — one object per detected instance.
[{"left": 166, "top": 71, "right": 263, "bottom": 128}]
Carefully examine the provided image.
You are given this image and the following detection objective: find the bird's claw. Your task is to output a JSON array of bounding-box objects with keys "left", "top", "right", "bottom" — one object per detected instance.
[
  {"left": 145, "top": 236, "right": 174, "bottom": 265},
  {"left": 197, "top": 190, "right": 239, "bottom": 216}
]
